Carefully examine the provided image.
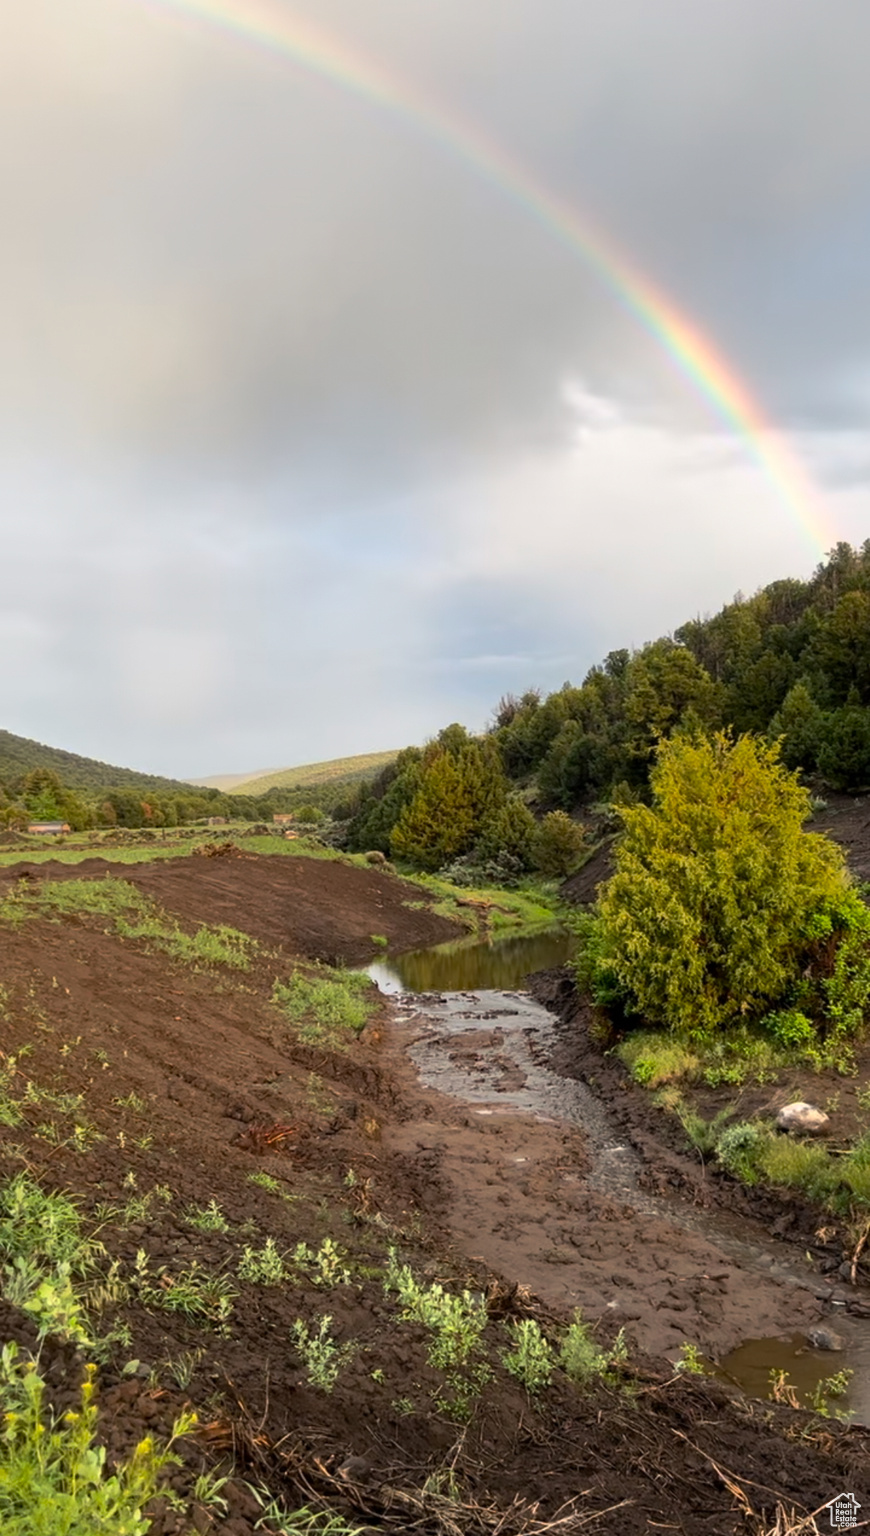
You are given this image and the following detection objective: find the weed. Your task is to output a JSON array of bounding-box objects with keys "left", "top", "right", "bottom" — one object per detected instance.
[
  {"left": 238, "top": 1238, "right": 288, "bottom": 1286},
  {"left": 384, "top": 1251, "right": 491, "bottom": 1417},
  {"left": 675, "top": 1343, "right": 706, "bottom": 1375},
  {"left": 0, "top": 1343, "right": 195, "bottom": 1536},
  {"left": 293, "top": 1238, "right": 351, "bottom": 1287},
  {"left": 501, "top": 1318, "right": 554, "bottom": 1392},
  {"left": 193, "top": 1468, "right": 231, "bottom": 1512},
  {"left": 290, "top": 1316, "right": 355, "bottom": 1393},
  {"left": 559, "top": 1311, "right": 610, "bottom": 1386},
  {"left": 112, "top": 1092, "right": 147, "bottom": 1113},
  {"left": 163, "top": 1348, "right": 206, "bottom": 1390},
  {"left": 249, "top": 1486, "right": 366, "bottom": 1532},
  {"left": 0, "top": 1173, "right": 98, "bottom": 1276},
  {"left": 185, "top": 1199, "right": 230, "bottom": 1234},
  {"left": 248, "top": 1171, "right": 281, "bottom": 1193},
  {"left": 272, "top": 969, "right": 375, "bottom": 1047},
  {"left": 809, "top": 1369, "right": 853, "bottom": 1417},
  {"left": 391, "top": 1397, "right": 414, "bottom": 1416},
  {"left": 138, "top": 1260, "right": 236, "bottom": 1326}
]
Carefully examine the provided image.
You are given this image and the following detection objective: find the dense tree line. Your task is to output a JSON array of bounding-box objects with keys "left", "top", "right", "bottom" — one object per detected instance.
[
  {"left": 340, "top": 543, "right": 870, "bottom": 875},
  {"left": 492, "top": 540, "right": 870, "bottom": 806},
  {"left": 0, "top": 767, "right": 339, "bottom": 832}
]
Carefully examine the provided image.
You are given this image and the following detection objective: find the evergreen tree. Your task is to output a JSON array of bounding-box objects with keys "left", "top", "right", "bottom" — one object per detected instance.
[
  {"left": 594, "top": 732, "right": 848, "bottom": 1037},
  {"left": 769, "top": 680, "right": 825, "bottom": 772}
]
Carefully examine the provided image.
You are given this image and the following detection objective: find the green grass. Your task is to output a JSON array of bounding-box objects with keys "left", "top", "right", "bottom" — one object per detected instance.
[
  {"left": 617, "top": 1034, "right": 701, "bottom": 1088},
  {"left": 617, "top": 1022, "right": 853, "bottom": 1092},
  {"left": 0, "top": 877, "right": 255, "bottom": 969},
  {"left": 272, "top": 968, "right": 377, "bottom": 1047},
  {"left": 403, "top": 871, "right": 560, "bottom": 933}
]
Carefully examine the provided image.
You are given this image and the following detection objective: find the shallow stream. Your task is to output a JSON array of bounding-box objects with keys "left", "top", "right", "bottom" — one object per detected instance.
[{"left": 369, "top": 925, "right": 870, "bottom": 1420}]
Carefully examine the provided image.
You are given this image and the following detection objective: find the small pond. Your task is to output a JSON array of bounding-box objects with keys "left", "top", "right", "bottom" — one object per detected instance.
[{"left": 368, "top": 924, "right": 573, "bottom": 994}]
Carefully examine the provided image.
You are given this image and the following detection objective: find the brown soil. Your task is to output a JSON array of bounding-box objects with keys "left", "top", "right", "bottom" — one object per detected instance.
[
  {"left": 0, "top": 850, "right": 464, "bottom": 964},
  {"left": 0, "top": 850, "right": 868, "bottom": 1534}
]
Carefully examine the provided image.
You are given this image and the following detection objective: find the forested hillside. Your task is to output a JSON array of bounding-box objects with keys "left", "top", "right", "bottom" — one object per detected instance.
[
  {"left": 0, "top": 730, "right": 200, "bottom": 794},
  {"left": 345, "top": 541, "right": 870, "bottom": 871}
]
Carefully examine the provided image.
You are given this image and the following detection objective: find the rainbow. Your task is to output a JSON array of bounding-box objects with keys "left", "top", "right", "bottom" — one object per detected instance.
[{"left": 139, "top": 0, "right": 834, "bottom": 553}]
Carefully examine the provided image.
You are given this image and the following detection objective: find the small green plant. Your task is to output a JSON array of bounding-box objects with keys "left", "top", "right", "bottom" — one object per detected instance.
[
  {"left": 249, "top": 1486, "right": 366, "bottom": 1533},
  {"left": 675, "top": 1342, "right": 706, "bottom": 1375},
  {"left": 193, "top": 1468, "right": 231, "bottom": 1513},
  {"left": 290, "top": 1316, "right": 355, "bottom": 1393},
  {"left": 238, "top": 1238, "right": 288, "bottom": 1286},
  {"left": 0, "top": 1343, "right": 195, "bottom": 1535},
  {"left": 809, "top": 1368, "right": 853, "bottom": 1417},
  {"left": 163, "top": 1348, "right": 205, "bottom": 1390},
  {"left": 293, "top": 1238, "right": 351, "bottom": 1287},
  {"left": 139, "top": 1260, "right": 236, "bottom": 1326},
  {"left": 501, "top": 1318, "right": 553, "bottom": 1392},
  {"left": 559, "top": 1310, "right": 617, "bottom": 1385},
  {"left": 384, "top": 1251, "right": 491, "bottom": 1418},
  {"left": 112, "top": 1092, "right": 148, "bottom": 1113},
  {"left": 246, "top": 1170, "right": 297, "bottom": 1203},
  {"left": 369, "top": 934, "right": 389, "bottom": 948},
  {"left": 185, "top": 1199, "right": 230, "bottom": 1234}
]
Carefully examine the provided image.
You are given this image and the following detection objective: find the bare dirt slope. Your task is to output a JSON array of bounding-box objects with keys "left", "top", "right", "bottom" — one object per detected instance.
[
  {"left": 0, "top": 852, "right": 867, "bottom": 1534},
  {"left": 0, "top": 848, "right": 463, "bottom": 964}
]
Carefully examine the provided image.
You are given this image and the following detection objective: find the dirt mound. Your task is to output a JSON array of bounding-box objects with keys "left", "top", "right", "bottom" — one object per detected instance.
[{"left": 0, "top": 851, "right": 463, "bottom": 964}]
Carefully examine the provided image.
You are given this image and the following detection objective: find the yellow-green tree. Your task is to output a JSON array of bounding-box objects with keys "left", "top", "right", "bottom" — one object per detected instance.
[{"left": 595, "top": 732, "right": 848, "bottom": 1037}]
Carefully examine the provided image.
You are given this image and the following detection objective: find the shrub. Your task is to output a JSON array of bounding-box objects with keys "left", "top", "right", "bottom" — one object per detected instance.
[
  {"left": 593, "top": 731, "right": 848, "bottom": 1038},
  {"left": 475, "top": 797, "right": 537, "bottom": 872},
  {"left": 716, "top": 1122, "right": 764, "bottom": 1182},
  {"left": 532, "top": 812, "right": 586, "bottom": 878}
]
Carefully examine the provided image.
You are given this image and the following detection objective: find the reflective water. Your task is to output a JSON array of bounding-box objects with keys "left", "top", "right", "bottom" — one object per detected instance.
[
  {"left": 368, "top": 926, "right": 573, "bottom": 994},
  {"left": 718, "top": 1335, "right": 854, "bottom": 1411}
]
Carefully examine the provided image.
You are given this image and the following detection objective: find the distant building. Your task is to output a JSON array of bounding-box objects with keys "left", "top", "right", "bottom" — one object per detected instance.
[
  {"left": 206, "top": 816, "right": 227, "bottom": 826},
  {"left": 272, "top": 814, "right": 295, "bottom": 825},
  {"left": 28, "top": 822, "right": 71, "bottom": 835}
]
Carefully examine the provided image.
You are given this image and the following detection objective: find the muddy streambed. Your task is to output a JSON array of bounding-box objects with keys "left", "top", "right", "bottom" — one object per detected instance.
[{"left": 370, "top": 928, "right": 870, "bottom": 1420}]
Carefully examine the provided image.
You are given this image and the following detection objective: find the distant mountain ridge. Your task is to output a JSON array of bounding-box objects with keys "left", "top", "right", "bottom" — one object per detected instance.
[
  {"left": 0, "top": 730, "right": 205, "bottom": 794},
  {"left": 224, "top": 751, "right": 399, "bottom": 796}
]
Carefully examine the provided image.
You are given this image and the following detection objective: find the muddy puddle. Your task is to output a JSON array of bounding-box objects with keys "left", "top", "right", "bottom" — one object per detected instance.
[{"left": 369, "top": 927, "right": 870, "bottom": 1420}]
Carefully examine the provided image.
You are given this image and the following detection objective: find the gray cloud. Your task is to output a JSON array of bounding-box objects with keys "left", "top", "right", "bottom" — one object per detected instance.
[{"left": 1, "top": 1, "right": 869, "bottom": 772}]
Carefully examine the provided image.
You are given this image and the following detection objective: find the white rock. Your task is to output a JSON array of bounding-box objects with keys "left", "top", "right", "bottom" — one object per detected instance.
[{"left": 776, "top": 1102, "right": 830, "bottom": 1136}]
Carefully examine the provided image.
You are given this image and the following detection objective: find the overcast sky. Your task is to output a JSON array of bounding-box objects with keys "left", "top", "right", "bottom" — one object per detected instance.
[{"left": 2, "top": 0, "right": 869, "bottom": 779}]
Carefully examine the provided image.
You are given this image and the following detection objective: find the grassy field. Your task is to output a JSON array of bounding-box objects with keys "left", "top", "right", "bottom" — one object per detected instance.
[{"left": 227, "top": 750, "right": 398, "bottom": 796}]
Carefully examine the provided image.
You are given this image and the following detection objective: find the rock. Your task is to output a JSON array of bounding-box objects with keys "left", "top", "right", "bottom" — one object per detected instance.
[
  {"left": 775, "top": 1102, "right": 830, "bottom": 1136},
  {"left": 807, "top": 1326, "right": 844, "bottom": 1351}
]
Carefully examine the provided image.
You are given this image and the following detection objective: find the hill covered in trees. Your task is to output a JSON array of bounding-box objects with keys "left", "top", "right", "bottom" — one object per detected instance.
[
  {"left": 343, "top": 541, "right": 870, "bottom": 873},
  {"left": 0, "top": 730, "right": 202, "bottom": 794}
]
